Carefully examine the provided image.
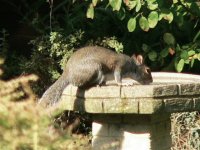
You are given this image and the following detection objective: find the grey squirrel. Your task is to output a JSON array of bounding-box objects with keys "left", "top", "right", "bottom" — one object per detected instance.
[{"left": 39, "top": 46, "right": 153, "bottom": 106}]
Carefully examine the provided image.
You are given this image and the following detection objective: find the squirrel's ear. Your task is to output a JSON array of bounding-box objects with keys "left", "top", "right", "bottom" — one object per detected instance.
[
  {"left": 131, "top": 54, "right": 144, "bottom": 65},
  {"left": 136, "top": 55, "right": 144, "bottom": 65}
]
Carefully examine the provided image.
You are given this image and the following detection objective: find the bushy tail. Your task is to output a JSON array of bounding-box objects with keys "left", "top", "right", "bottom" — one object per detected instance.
[{"left": 39, "top": 72, "right": 69, "bottom": 107}]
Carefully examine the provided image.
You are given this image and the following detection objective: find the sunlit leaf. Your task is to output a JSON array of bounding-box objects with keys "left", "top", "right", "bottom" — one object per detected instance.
[
  {"left": 127, "top": 17, "right": 136, "bottom": 32},
  {"left": 190, "top": 58, "right": 195, "bottom": 68},
  {"left": 176, "top": 59, "right": 184, "bottom": 72},
  {"left": 148, "top": 11, "right": 158, "bottom": 28},
  {"left": 92, "top": 0, "right": 98, "bottom": 6},
  {"left": 147, "top": 3, "right": 158, "bottom": 10},
  {"left": 139, "top": 16, "right": 149, "bottom": 31},
  {"left": 188, "top": 50, "right": 196, "bottom": 56},
  {"left": 86, "top": 4, "right": 94, "bottom": 19},
  {"left": 136, "top": 0, "right": 141, "bottom": 12},
  {"left": 109, "top": 0, "right": 122, "bottom": 11},
  {"left": 124, "top": 0, "right": 137, "bottom": 10},
  {"left": 159, "top": 9, "right": 173, "bottom": 23}
]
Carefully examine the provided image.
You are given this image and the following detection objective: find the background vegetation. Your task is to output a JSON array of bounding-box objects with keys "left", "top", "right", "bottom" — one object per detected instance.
[{"left": 0, "top": 0, "right": 200, "bottom": 149}]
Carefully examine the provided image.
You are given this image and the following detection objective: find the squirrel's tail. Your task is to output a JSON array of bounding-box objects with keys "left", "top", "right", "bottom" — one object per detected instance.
[{"left": 39, "top": 71, "right": 69, "bottom": 107}]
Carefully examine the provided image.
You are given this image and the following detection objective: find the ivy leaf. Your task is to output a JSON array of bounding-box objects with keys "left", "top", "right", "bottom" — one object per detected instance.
[
  {"left": 139, "top": 16, "right": 149, "bottom": 32},
  {"left": 176, "top": 59, "right": 185, "bottom": 72},
  {"left": 148, "top": 11, "right": 158, "bottom": 28},
  {"left": 148, "top": 51, "right": 157, "bottom": 61},
  {"left": 86, "top": 4, "right": 94, "bottom": 19},
  {"left": 109, "top": 0, "right": 122, "bottom": 11},
  {"left": 127, "top": 17, "right": 136, "bottom": 32}
]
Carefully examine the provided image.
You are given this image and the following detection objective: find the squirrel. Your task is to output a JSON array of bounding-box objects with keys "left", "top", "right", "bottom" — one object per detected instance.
[{"left": 39, "top": 46, "right": 153, "bottom": 107}]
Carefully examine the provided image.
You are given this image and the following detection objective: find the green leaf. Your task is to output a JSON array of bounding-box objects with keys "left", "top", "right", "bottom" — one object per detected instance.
[
  {"left": 125, "top": 0, "right": 137, "bottom": 10},
  {"left": 117, "top": 7, "right": 126, "bottom": 20},
  {"left": 148, "top": 11, "right": 158, "bottom": 28},
  {"left": 188, "top": 50, "right": 196, "bottom": 56},
  {"left": 193, "top": 30, "right": 200, "bottom": 42},
  {"left": 160, "top": 48, "right": 169, "bottom": 58},
  {"left": 92, "top": 0, "right": 98, "bottom": 6},
  {"left": 197, "top": 53, "right": 200, "bottom": 61},
  {"left": 163, "top": 33, "right": 175, "bottom": 45},
  {"left": 176, "top": 59, "right": 184, "bottom": 72},
  {"left": 180, "top": 50, "right": 189, "bottom": 60},
  {"left": 127, "top": 17, "right": 136, "bottom": 32},
  {"left": 190, "top": 59, "right": 195, "bottom": 68},
  {"left": 136, "top": 0, "right": 141, "bottom": 12},
  {"left": 147, "top": 3, "right": 158, "bottom": 10},
  {"left": 109, "top": 0, "right": 122, "bottom": 11},
  {"left": 139, "top": 16, "right": 149, "bottom": 32},
  {"left": 142, "top": 43, "right": 150, "bottom": 52},
  {"left": 148, "top": 51, "right": 157, "bottom": 61},
  {"left": 159, "top": 9, "right": 174, "bottom": 23},
  {"left": 86, "top": 4, "right": 94, "bottom": 19}
]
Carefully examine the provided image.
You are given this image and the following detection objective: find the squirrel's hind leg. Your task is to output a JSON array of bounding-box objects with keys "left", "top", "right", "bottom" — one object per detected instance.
[{"left": 70, "top": 61, "right": 105, "bottom": 88}]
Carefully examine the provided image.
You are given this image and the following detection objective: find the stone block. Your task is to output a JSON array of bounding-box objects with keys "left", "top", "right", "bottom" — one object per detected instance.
[
  {"left": 121, "top": 85, "right": 154, "bottom": 98},
  {"left": 164, "top": 98, "right": 194, "bottom": 112},
  {"left": 193, "top": 98, "right": 200, "bottom": 110},
  {"left": 153, "top": 85, "right": 178, "bottom": 97},
  {"left": 139, "top": 98, "right": 164, "bottom": 114},
  {"left": 120, "top": 99, "right": 139, "bottom": 113},
  {"left": 85, "top": 99, "right": 104, "bottom": 113},
  {"left": 102, "top": 99, "right": 124, "bottom": 113},
  {"left": 179, "top": 83, "right": 200, "bottom": 95}
]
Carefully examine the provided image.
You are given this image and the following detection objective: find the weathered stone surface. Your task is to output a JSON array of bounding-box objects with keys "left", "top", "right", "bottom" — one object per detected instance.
[
  {"left": 179, "top": 83, "right": 200, "bottom": 95},
  {"left": 59, "top": 72, "right": 200, "bottom": 114},
  {"left": 139, "top": 98, "right": 164, "bottom": 114},
  {"left": 193, "top": 98, "right": 200, "bottom": 110},
  {"left": 63, "top": 84, "right": 121, "bottom": 98},
  {"left": 121, "top": 85, "right": 154, "bottom": 98},
  {"left": 164, "top": 98, "right": 194, "bottom": 112},
  {"left": 153, "top": 85, "right": 178, "bottom": 97},
  {"left": 102, "top": 99, "right": 124, "bottom": 113}
]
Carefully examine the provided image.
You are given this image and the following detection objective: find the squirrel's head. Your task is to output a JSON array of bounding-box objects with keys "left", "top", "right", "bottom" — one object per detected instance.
[{"left": 132, "top": 55, "right": 153, "bottom": 85}]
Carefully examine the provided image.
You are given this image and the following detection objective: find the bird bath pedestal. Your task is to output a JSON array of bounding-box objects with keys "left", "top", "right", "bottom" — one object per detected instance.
[{"left": 58, "top": 72, "right": 200, "bottom": 150}]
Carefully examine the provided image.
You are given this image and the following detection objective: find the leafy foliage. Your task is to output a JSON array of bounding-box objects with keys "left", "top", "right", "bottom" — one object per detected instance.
[{"left": 171, "top": 112, "right": 200, "bottom": 150}]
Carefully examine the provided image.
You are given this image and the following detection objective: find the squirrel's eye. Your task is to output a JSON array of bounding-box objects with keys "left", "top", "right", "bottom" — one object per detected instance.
[{"left": 146, "top": 68, "right": 151, "bottom": 74}]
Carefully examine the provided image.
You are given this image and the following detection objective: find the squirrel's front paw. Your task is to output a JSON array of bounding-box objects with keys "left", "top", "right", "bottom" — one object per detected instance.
[{"left": 117, "top": 81, "right": 134, "bottom": 86}]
